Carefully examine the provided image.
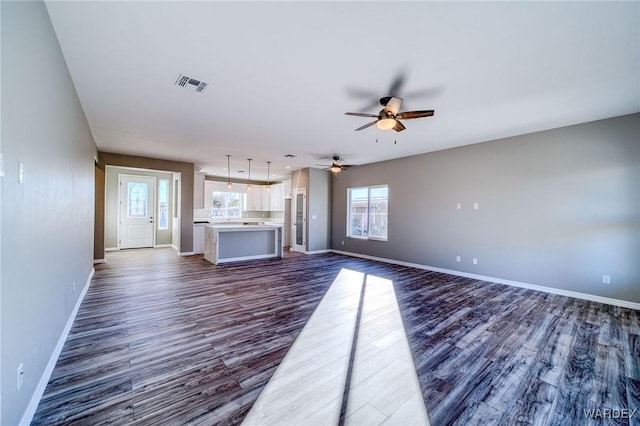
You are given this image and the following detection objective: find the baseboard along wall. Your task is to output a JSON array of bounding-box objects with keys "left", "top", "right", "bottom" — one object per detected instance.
[
  {"left": 20, "top": 268, "right": 95, "bottom": 425},
  {"left": 330, "top": 249, "right": 640, "bottom": 311}
]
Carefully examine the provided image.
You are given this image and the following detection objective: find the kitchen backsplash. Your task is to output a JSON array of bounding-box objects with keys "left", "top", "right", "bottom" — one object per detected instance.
[{"left": 194, "top": 209, "right": 283, "bottom": 220}]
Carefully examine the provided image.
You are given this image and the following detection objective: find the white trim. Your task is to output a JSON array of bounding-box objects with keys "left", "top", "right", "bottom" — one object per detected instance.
[
  {"left": 105, "top": 247, "right": 119, "bottom": 252},
  {"left": 153, "top": 244, "right": 173, "bottom": 248},
  {"left": 330, "top": 250, "right": 640, "bottom": 311},
  {"left": 93, "top": 258, "right": 106, "bottom": 264},
  {"left": 180, "top": 251, "right": 195, "bottom": 256},
  {"left": 216, "top": 253, "right": 280, "bottom": 264},
  {"left": 305, "top": 249, "right": 332, "bottom": 255},
  {"left": 20, "top": 268, "right": 95, "bottom": 426}
]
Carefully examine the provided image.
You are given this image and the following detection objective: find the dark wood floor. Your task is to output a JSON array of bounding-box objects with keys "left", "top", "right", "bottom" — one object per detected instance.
[{"left": 33, "top": 248, "right": 639, "bottom": 425}]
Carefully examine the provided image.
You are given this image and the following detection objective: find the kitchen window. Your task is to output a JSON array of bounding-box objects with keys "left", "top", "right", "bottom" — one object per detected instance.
[
  {"left": 347, "top": 185, "right": 388, "bottom": 241},
  {"left": 211, "top": 191, "right": 243, "bottom": 218}
]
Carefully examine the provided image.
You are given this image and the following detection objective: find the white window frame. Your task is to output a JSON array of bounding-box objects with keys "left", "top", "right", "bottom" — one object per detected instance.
[
  {"left": 347, "top": 184, "right": 388, "bottom": 241},
  {"left": 210, "top": 190, "right": 244, "bottom": 219}
]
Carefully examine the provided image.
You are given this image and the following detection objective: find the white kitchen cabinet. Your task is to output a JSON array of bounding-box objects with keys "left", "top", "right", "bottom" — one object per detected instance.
[
  {"left": 270, "top": 183, "right": 285, "bottom": 211},
  {"left": 245, "top": 186, "right": 263, "bottom": 211},
  {"left": 193, "top": 225, "right": 205, "bottom": 254},
  {"left": 261, "top": 187, "right": 271, "bottom": 211},
  {"left": 243, "top": 184, "right": 285, "bottom": 211}
]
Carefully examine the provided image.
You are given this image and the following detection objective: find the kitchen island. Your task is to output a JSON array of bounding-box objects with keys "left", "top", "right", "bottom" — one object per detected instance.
[{"left": 204, "top": 224, "right": 283, "bottom": 265}]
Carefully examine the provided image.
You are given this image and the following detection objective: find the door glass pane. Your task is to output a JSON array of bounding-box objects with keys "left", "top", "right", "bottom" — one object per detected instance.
[
  {"left": 296, "top": 193, "right": 304, "bottom": 245},
  {"left": 128, "top": 182, "right": 148, "bottom": 218}
]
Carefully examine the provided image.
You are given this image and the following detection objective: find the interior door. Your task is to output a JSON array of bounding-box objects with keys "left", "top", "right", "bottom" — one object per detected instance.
[
  {"left": 119, "top": 175, "right": 156, "bottom": 249},
  {"left": 292, "top": 188, "right": 306, "bottom": 253}
]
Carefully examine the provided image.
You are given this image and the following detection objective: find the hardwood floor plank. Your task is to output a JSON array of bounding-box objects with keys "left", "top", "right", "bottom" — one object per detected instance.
[{"left": 31, "top": 249, "right": 639, "bottom": 425}]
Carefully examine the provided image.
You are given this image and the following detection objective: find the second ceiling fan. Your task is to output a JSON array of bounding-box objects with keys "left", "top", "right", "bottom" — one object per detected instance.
[{"left": 345, "top": 96, "right": 434, "bottom": 132}]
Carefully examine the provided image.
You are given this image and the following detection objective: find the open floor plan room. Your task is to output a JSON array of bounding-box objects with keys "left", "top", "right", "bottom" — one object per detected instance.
[
  {"left": 3, "top": 1, "right": 639, "bottom": 425},
  {"left": 32, "top": 249, "right": 640, "bottom": 425}
]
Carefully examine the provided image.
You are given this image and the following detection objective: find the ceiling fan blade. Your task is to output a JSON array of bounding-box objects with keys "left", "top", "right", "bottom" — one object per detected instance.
[
  {"left": 355, "top": 120, "right": 378, "bottom": 131},
  {"left": 394, "top": 120, "right": 406, "bottom": 132},
  {"left": 388, "top": 71, "right": 406, "bottom": 97},
  {"left": 345, "top": 112, "right": 379, "bottom": 118},
  {"left": 384, "top": 97, "right": 403, "bottom": 115},
  {"left": 396, "top": 110, "right": 435, "bottom": 120},
  {"left": 346, "top": 87, "right": 379, "bottom": 99}
]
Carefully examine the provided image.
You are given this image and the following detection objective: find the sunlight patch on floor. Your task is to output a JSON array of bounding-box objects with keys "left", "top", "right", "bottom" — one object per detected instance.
[{"left": 242, "top": 268, "right": 430, "bottom": 426}]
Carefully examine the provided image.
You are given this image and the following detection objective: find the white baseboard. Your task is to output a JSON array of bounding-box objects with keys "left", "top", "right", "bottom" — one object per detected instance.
[
  {"left": 305, "top": 249, "right": 332, "bottom": 255},
  {"left": 20, "top": 268, "right": 95, "bottom": 425},
  {"left": 104, "top": 247, "right": 119, "bottom": 252},
  {"left": 180, "top": 251, "right": 195, "bottom": 256},
  {"left": 330, "top": 250, "right": 640, "bottom": 311},
  {"left": 154, "top": 244, "right": 173, "bottom": 248},
  {"left": 93, "top": 258, "right": 106, "bottom": 264}
]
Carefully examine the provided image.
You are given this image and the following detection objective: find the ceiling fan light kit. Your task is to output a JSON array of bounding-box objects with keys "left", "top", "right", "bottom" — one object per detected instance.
[
  {"left": 345, "top": 96, "right": 434, "bottom": 134},
  {"left": 377, "top": 117, "right": 396, "bottom": 130}
]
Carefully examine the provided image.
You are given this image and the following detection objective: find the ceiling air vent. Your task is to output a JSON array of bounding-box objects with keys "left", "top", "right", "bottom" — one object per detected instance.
[{"left": 175, "top": 74, "right": 208, "bottom": 93}]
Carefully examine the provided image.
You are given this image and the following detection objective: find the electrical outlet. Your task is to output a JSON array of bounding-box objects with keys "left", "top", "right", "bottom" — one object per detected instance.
[
  {"left": 456, "top": 256, "right": 461, "bottom": 262},
  {"left": 456, "top": 203, "right": 462, "bottom": 210},
  {"left": 473, "top": 258, "right": 478, "bottom": 265},
  {"left": 18, "top": 162, "right": 25, "bottom": 184},
  {"left": 473, "top": 203, "right": 479, "bottom": 210},
  {"left": 17, "top": 363, "right": 24, "bottom": 390},
  {"left": 72, "top": 281, "right": 76, "bottom": 294},
  {"left": 341, "top": 240, "right": 344, "bottom": 246},
  {"left": 602, "top": 275, "right": 611, "bottom": 284}
]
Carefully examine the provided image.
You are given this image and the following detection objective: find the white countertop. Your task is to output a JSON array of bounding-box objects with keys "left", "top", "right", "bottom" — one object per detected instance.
[{"left": 206, "top": 224, "right": 282, "bottom": 232}]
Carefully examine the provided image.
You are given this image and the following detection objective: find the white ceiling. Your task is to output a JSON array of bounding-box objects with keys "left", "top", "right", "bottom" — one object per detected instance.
[{"left": 46, "top": 1, "right": 640, "bottom": 182}]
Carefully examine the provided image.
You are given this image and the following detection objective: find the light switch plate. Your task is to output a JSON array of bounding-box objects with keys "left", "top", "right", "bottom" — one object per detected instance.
[{"left": 19, "top": 162, "right": 25, "bottom": 184}]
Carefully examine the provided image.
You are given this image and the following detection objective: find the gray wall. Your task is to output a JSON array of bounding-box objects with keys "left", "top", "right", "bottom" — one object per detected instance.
[
  {"left": 332, "top": 114, "right": 640, "bottom": 304},
  {"left": 308, "top": 168, "right": 331, "bottom": 251},
  {"left": 99, "top": 152, "right": 194, "bottom": 253},
  {"left": 291, "top": 168, "right": 331, "bottom": 251},
  {"left": 1, "top": 2, "right": 97, "bottom": 424},
  {"left": 104, "top": 166, "right": 174, "bottom": 248}
]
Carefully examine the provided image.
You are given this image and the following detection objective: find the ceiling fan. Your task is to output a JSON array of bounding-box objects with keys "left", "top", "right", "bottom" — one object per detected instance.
[
  {"left": 345, "top": 96, "right": 434, "bottom": 132},
  {"left": 317, "top": 156, "right": 354, "bottom": 173}
]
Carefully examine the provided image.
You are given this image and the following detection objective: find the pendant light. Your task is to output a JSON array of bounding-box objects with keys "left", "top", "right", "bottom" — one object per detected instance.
[
  {"left": 226, "top": 155, "right": 232, "bottom": 190},
  {"left": 266, "top": 161, "right": 271, "bottom": 192},
  {"left": 246, "top": 158, "right": 252, "bottom": 192}
]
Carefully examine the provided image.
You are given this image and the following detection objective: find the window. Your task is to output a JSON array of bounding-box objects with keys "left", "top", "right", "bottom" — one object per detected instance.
[
  {"left": 211, "top": 191, "right": 243, "bottom": 218},
  {"left": 158, "top": 179, "right": 169, "bottom": 230},
  {"left": 127, "top": 182, "right": 148, "bottom": 218},
  {"left": 347, "top": 185, "right": 388, "bottom": 241}
]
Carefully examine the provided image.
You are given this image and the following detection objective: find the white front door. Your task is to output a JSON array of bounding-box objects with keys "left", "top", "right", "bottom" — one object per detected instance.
[
  {"left": 292, "top": 188, "right": 306, "bottom": 253},
  {"left": 119, "top": 175, "right": 156, "bottom": 249}
]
